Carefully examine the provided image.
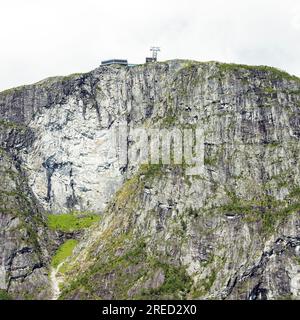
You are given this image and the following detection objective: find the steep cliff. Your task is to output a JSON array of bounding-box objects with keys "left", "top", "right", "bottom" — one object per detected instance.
[
  {"left": 0, "top": 147, "right": 51, "bottom": 299},
  {"left": 0, "top": 60, "right": 300, "bottom": 299}
]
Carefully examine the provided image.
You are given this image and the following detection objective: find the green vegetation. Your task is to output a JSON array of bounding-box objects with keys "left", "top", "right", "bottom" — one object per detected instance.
[
  {"left": 47, "top": 211, "right": 100, "bottom": 232},
  {"left": 0, "top": 72, "right": 86, "bottom": 97},
  {"left": 62, "top": 73, "right": 84, "bottom": 81},
  {"left": 263, "top": 87, "right": 276, "bottom": 94},
  {"left": 0, "top": 119, "right": 26, "bottom": 130},
  {"left": 58, "top": 162, "right": 300, "bottom": 299},
  {"left": 60, "top": 236, "right": 147, "bottom": 299},
  {"left": 182, "top": 60, "right": 201, "bottom": 69},
  {"left": 216, "top": 187, "right": 300, "bottom": 234},
  {"left": 139, "top": 261, "right": 192, "bottom": 299},
  {"left": 60, "top": 231, "right": 192, "bottom": 299},
  {"left": 186, "top": 207, "right": 200, "bottom": 219},
  {"left": 51, "top": 239, "right": 78, "bottom": 268},
  {"left": 140, "top": 163, "right": 164, "bottom": 179},
  {"left": 201, "top": 270, "right": 217, "bottom": 293},
  {"left": 156, "top": 264, "right": 191, "bottom": 296},
  {"left": 0, "top": 153, "right": 46, "bottom": 253},
  {"left": 218, "top": 63, "right": 300, "bottom": 82},
  {"left": 287, "top": 89, "right": 300, "bottom": 95},
  {"left": 204, "top": 155, "right": 218, "bottom": 167},
  {"left": 113, "top": 163, "right": 167, "bottom": 211},
  {"left": 0, "top": 85, "right": 26, "bottom": 97},
  {"left": 113, "top": 172, "right": 142, "bottom": 209},
  {"left": 267, "top": 141, "right": 281, "bottom": 148},
  {"left": 0, "top": 290, "right": 12, "bottom": 300},
  {"left": 161, "top": 113, "right": 178, "bottom": 127},
  {"left": 34, "top": 73, "right": 85, "bottom": 85}
]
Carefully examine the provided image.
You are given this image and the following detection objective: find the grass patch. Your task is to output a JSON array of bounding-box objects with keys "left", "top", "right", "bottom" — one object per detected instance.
[
  {"left": 218, "top": 63, "right": 300, "bottom": 82},
  {"left": 47, "top": 211, "right": 100, "bottom": 232},
  {"left": 0, "top": 119, "right": 26, "bottom": 130},
  {"left": 51, "top": 239, "right": 78, "bottom": 268},
  {"left": 60, "top": 236, "right": 147, "bottom": 299},
  {"left": 140, "top": 163, "right": 164, "bottom": 179},
  {"left": 140, "top": 262, "right": 192, "bottom": 299},
  {"left": 161, "top": 114, "right": 178, "bottom": 127},
  {"left": 204, "top": 156, "right": 218, "bottom": 167},
  {"left": 0, "top": 72, "right": 86, "bottom": 97},
  {"left": 217, "top": 189, "right": 300, "bottom": 234},
  {"left": 287, "top": 89, "right": 300, "bottom": 95},
  {"left": 0, "top": 85, "right": 26, "bottom": 97},
  {"left": 0, "top": 290, "right": 12, "bottom": 300},
  {"left": 264, "top": 87, "right": 276, "bottom": 94},
  {"left": 201, "top": 269, "right": 217, "bottom": 293}
]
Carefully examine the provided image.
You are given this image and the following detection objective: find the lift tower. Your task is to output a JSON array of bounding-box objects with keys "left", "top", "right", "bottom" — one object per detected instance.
[{"left": 146, "top": 46, "right": 160, "bottom": 63}]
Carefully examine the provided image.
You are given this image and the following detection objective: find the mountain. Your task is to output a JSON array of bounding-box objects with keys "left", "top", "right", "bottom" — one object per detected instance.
[{"left": 0, "top": 60, "right": 300, "bottom": 300}]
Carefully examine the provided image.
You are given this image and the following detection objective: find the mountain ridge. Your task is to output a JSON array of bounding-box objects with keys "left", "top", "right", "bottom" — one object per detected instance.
[{"left": 1, "top": 59, "right": 300, "bottom": 299}]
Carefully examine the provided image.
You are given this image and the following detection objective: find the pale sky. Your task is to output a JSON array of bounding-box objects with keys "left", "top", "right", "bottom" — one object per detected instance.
[{"left": 1, "top": 0, "right": 300, "bottom": 91}]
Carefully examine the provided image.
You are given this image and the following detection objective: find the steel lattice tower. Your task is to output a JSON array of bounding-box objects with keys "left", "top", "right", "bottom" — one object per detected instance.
[{"left": 150, "top": 47, "right": 160, "bottom": 61}]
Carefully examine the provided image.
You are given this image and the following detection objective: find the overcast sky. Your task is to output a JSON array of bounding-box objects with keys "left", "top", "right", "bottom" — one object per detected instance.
[{"left": 0, "top": 0, "right": 300, "bottom": 91}]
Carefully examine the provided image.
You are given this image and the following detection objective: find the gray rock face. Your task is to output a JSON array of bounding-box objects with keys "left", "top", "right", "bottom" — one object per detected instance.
[
  {"left": 0, "top": 149, "right": 51, "bottom": 299},
  {"left": 1, "top": 69, "right": 136, "bottom": 213},
  {"left": 1, "top": 60, "right": 300, "bottom": 299}
]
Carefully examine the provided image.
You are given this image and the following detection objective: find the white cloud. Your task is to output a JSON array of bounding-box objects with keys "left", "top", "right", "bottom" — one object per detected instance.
[{"left": 0, "top": 0, "right": 299, "bottom": 91}]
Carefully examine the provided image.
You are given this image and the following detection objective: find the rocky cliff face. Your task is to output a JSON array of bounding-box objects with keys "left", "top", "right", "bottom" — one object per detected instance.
[
  {"left": 0, "top": 60, "right": 300, "bottom": 299},
  {"left": 0, "top": 146, "right": 51, "bottom": 299}
]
